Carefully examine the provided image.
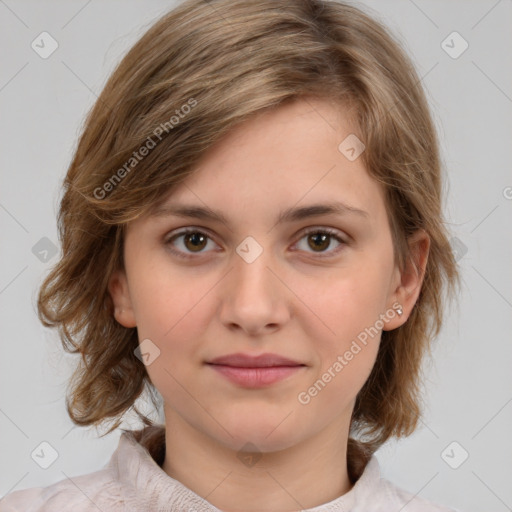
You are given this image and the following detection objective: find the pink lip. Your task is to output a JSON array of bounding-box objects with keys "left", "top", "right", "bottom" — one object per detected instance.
[
  {"left": 208, "top": 352, "right": 303, "bottom": 367},
  {"left": 208, "top": 365, "right": 304, "bottom": 387},
  {"left": 206, "top": 353, "right": 306, "bottom": 388}
]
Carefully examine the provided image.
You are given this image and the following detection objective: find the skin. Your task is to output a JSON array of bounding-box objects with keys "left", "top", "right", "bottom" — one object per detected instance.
[{"left": 109, "top": 97, "right": 429, "bottom": 511}]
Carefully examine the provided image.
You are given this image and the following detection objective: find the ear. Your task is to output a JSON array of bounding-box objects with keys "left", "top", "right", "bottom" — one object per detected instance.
[
  {"left": 108, "top": 269, "right": 137, "bottom": 328},
  {"left": 383, "top": 229, "right": 430, "bottom": 331}
]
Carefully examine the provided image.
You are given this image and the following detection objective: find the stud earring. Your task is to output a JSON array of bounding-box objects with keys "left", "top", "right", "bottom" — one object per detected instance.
[{"left": 396, "top": 305, "right": 403, "bottom": 316}]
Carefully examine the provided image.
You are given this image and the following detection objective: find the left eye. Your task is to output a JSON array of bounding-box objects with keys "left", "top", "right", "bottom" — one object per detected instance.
[
  {"left": 293, "top": 228, "right": 346, "bottom": 256},
  {"left": 165, "top": 228, "right": 346, "bottom": 259}
]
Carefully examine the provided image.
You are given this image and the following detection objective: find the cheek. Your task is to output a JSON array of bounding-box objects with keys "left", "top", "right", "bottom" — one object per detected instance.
[
  {"left": 298, "top": 282, "right": 382, "bottom": 418},
  {"left": 129, "top": 252, "right": 215, "bottom": 341},
  {"left": 304, "top": 259, "right": 392, "bottom": 344},
  {"left": 128, "top": 259, "right": 224, "bottom": 390},
  {"left": 132, "top": 268, "right": 213, "bottom": 408},
  {"left": 296, "top": 252, "right": 392, "bottom": 399}
]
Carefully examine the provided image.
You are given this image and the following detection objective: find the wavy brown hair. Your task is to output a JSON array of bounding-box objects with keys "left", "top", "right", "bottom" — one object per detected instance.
[{"left": 37, "top": 0, "right": 460, "bottom": 477}]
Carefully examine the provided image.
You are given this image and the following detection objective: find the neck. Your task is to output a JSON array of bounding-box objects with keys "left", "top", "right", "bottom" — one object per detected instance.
[{"left": 161, "top": 408, "right": 354, "bottom": 512}]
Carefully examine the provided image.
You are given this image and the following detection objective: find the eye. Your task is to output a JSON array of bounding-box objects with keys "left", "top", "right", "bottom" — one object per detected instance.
[
  {"left": 165, "top": 228, "right": 218, "bottom": 259},
  {"left": 165, "top": 227, "right": 348, "bottom": 260},
  {"left": 293, "top": 228, "right": 347, "bottom": 257}
]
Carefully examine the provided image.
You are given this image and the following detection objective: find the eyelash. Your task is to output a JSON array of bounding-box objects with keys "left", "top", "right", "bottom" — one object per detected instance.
[{"left": 164, "top": 227, "right": 348, "bottom": 260}]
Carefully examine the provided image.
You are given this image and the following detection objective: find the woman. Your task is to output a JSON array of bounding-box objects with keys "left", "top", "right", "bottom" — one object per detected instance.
[{"left": 0, "top": 0, "right": 460, "bottom": 510}]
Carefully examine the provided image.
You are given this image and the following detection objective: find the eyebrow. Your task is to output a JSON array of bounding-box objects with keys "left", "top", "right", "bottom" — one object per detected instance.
[{"left": 151, "top": 201, "right": 369, "bottom": 226}]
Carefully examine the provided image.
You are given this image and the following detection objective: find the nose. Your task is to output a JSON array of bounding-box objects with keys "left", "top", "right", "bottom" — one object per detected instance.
[{"left": 218, "top": 247, "right": 291, "bottom": 337}]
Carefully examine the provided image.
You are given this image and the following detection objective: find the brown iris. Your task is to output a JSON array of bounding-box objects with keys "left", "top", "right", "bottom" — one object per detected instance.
[
  {"left": 183, "top": 232, "right": 208, "bottom": 252},
  {"left": 307, "top": 232, "right": 330, "bottom": 252}
]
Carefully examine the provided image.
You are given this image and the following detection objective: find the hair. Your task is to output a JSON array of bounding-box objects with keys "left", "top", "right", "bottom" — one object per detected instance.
[{"left": 37, "top": 0, "right": 460, "bottom": 480}]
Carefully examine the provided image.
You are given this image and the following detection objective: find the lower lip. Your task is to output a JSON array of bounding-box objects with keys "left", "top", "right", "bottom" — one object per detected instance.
[{"left": 207, "top": 364, "right": 304, "bottom": 387}]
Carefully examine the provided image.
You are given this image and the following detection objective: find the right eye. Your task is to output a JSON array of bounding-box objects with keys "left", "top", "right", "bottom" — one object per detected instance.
[{"left": 165, "top": 228, "right": 219, "bottom": 259}]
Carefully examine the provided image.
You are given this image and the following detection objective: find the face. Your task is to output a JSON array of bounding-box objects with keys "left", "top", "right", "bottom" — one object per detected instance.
[{"left": 109, "top": 97, "right": 426, "bottom": 453}]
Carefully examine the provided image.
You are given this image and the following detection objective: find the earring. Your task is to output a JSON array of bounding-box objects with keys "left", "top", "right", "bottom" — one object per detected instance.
[{"left": 396, "top": 305, "right": 403, "bottom": 316}]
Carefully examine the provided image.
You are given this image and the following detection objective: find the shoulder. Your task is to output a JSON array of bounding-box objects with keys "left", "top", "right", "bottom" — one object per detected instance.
[
  {"left": 378, "top": 477, "right": 459, "bottom": 512},
  {"left": 0, "top": 427, "right": 165, "bottom": 512},
  {"left": 350, "top": 456, "right": 461, "bottom": 512},
  {"left": 0, "top": 467, "right": 122, "bottom": 512}
]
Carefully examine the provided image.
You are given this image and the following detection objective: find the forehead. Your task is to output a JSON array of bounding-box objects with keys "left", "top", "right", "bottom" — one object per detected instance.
[{"left": 145, "top": 97, "right": 387, "bottom": 229}]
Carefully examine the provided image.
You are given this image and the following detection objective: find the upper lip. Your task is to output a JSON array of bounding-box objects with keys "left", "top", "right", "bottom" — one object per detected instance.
[{"left": 207, "top": 353, "right": 305, "bottom": 368}]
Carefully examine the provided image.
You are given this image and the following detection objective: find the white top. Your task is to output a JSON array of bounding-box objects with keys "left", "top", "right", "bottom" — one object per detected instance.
[{"left": 0, "top": 430, "right": 459, "bottom": 511}]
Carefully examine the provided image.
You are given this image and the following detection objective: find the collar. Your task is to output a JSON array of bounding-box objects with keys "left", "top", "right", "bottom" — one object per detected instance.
[{"left": 107, "top": 428, "right": 381, "bottom": 511}]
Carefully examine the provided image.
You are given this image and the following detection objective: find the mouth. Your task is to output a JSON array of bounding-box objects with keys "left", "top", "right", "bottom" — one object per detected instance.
[{"left": 205, "top": 353, "right": 306, "bottom": 388}]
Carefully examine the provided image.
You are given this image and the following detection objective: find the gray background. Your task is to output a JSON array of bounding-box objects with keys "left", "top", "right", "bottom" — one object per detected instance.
[{"left": 1, "top": 1, "right": 511, "bottom": 510}]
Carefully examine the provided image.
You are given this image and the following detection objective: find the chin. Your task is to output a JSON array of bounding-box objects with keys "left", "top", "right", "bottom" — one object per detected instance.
[{"left": 213, "top": 416, "right": 303, "bottom": 453}]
